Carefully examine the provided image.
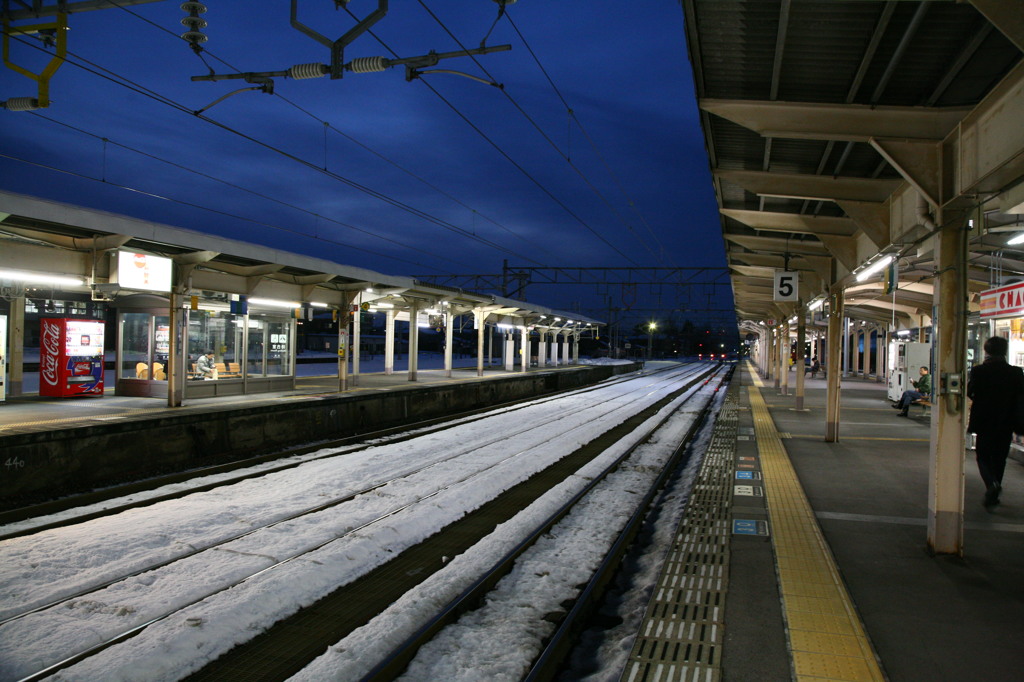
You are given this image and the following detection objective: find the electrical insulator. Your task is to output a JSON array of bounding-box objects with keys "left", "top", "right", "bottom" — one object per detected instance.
[
  {"left": 347, "top": 56, "right": 389, "bottom": 74},
  {"left": 2, "top": 97, "right": 41, "bottom": 111},
  {"left": 180, "top": 1, "right": 209, "bottom": 50},
  {"left": 288, "top": 63, "right": 329, "bottom": 80}
]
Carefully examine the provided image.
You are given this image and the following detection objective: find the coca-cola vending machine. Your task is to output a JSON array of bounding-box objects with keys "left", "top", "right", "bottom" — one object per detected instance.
[{"left": 39, "top": 318, "right": 105, "bottom": 397}]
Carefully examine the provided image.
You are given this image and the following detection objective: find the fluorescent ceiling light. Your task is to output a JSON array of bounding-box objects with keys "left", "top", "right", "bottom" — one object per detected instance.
[
  {"left": 808, "top": 297, "right": 824, "bottom": 311},
  {"left": 855, "top": 255, "right": 893, "bottom": 282},
  {"left": 373, "top": 302, "right": 394, "bottom": 309},
  {"left": 0, "top": 269, "right": 84, "bottom": 287},
  {"left": 309, "top": 301, "right": 328, "bottom": 308},
  {"left": 1007, "top": 232, "right": 1024, "bottom": 245},
  {"left": 248, "top": 297, "right": 300, "bottom": 308}
]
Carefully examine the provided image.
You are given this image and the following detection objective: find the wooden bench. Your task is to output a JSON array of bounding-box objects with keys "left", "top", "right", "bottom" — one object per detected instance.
[
  {"left": 912, "top": 398, "right": 932, "bottom": 416},
  {"left": 215, "top": 362, "right": 242, "bottom": 379}
]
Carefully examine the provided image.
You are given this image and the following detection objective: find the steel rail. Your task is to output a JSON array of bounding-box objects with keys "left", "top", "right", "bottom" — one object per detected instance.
[
  {"left": 8, "top": 365, "right": 713, "bottom": 682},
  {"left": 525, "top": 364, "right": 735, "bottom": 680},
  {"left": 359, "top": 364, "right": 727, "bottom": 681},
  {"left": 2, "top": 364, "right": 702, "bottom": 628},
  {"left": 0, "top": 363, "right": 680, "bottom": 539}
]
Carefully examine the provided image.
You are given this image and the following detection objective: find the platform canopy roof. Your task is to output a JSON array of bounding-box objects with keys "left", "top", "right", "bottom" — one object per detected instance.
[
  {"left": 681, "top": 0, "right": 1024, "bottom": 330},
  {"left": 0, "top": 190, "right": 601, "bottom": 332}
]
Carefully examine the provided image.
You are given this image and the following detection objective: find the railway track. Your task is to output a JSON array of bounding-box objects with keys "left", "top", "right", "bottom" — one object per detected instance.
[
  {"left": 0, "top": 362, "right": 728, "bottom": 682},
  {"left": 0, "top": 363, "right": 680, "bottom": 539}
]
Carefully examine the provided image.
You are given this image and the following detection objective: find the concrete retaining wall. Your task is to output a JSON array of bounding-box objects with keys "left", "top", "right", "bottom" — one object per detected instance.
[{"left": 0, "top": 364, "right": 640, "bottom": 508}]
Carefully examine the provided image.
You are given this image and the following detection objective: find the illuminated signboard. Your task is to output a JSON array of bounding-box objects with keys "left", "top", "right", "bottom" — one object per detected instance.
[
  {"left": 979, "top": 281, "right": 1024, "bottom": 318},
  {"left": 117, "top": 252, "right": 172, "bottom": 292}
]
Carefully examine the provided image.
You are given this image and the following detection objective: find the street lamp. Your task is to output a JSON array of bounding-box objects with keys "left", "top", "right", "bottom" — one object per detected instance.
[{"left": 648, "top": 321, "right": 657, "bottom": 361}]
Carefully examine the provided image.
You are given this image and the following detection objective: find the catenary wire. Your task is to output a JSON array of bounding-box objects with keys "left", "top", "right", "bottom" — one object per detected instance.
[
  {"left": 346, "top": 3, "right": 639, "bottom": 266},
  {"left": 0, "top": 151, "right": 444, "bottom": 272},
  {"left": 100, "top": 0, "right": 560, "bottom": 264},
  {"left": 22, "top": 111, "right": 452, "bottom": 269},
  {"left": 0, "top": 28, "right": 541, "bottom": 270},
  {"left": 415, "top": 0, "right": 657, "bottom": 266},
  {"left": 502, "top": 10, "right": 670, "bottom": 264}
]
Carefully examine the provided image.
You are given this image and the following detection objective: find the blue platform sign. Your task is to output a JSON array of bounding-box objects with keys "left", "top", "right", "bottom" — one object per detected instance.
[
  {"left": 733, "top": 519, "right": 769, "bottom": 536},
  {"left": 735, "top": 471, "right": 754, "bottom": 479}
]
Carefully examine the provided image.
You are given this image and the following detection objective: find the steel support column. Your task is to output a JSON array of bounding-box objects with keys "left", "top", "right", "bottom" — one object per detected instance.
[
  {"left": 927, "top": 217, "right": 968, "bottom": 555},
  {"left": 780, "top": 324, "right": 790, "bottom": 395},
  {"left": 504, "top": 331, "right": 514, "bottom": 371},
  {"left": 384, "top": 308, "right": 396, "bottom": 375},
  {"left": 796, "top": 303, "right": 807, "bottom": 410},
  {"left": 444, "top": 310, "right": 453, "bottom": 378},
  {"left": 7, "top": 297, "right": 24, "bottom": 396},
  {"left": 475, "top": 310, "right": 486, "bottom": 377},
  {"left": 520, "top": 326, "right": 528, "bottom": 372},
  {"left": 826, "top": 286, "right": 845, "bottom": 442},
  {"left": 407, "top": 302, "right": 419, "bottom": 382},
  {"left": 351, "top": 295, "right": 361, "bottom": 387}
]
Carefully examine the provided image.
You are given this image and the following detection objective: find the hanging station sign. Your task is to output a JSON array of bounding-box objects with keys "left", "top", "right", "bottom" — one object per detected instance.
[
  {"left": 773, "top": 270, "right": 799, "bottom": 302},
  {"left": 980, "top": 281, "right": 1024, "bottom": 318},
  {"left": 116, "top": 251, "right": 173, "bottom": 292}
]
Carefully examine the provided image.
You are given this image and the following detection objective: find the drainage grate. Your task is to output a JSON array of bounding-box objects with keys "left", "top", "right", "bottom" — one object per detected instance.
[{"left": 621, "top": 396, "right": 738, "bottom": 682}]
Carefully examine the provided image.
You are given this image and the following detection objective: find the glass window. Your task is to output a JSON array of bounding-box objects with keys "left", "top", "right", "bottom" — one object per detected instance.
[
  {"left": 246, "top": 317, "right": 292, "bottom": 377},
  {"left": 119, "top": 312, "right": 168, "bottom": 381},
  {"left": 266, "top": 319, "right": 291, "bottom": 376},
  {"left": 188, "top": 310, "right": 244, "bottom": 380},
  {"left": 121, "top": 312, "right": 151, "bottom": 379}
]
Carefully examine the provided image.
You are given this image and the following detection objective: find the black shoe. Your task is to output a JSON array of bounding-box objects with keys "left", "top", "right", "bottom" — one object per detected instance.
[
  {"left": 892, "top": 403, "right": 902, "bottom": 409},
  {"left": 984, "top": 484, "right": 1001, "bottom": 508},
  {"left": 898, "top": 411, "right": 908, "bottom": 417}
]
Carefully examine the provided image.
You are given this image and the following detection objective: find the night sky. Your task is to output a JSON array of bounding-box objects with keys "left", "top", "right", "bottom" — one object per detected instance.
[{"left": 0, "top": 0, "right": 731, "bottom": 326}]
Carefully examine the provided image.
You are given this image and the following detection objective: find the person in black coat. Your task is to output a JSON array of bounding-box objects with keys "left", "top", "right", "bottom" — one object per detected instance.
[{"left": 967, "top": 336, "right": 1024, "bottom": 508}]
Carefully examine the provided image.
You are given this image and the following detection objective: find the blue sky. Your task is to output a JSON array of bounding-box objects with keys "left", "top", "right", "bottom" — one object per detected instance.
[{"left": 0, "top": 0, "right": 731, "bottom": 325}]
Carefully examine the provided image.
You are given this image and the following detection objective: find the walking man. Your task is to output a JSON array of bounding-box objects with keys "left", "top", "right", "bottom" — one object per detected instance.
[{"left": 968, "top": 336, "right": 1024, "bottom": 509}]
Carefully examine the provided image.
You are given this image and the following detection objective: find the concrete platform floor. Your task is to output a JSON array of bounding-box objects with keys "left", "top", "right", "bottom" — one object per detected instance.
[
  {"left": 742, "top": 367, "right": 1024, "bottom": 681},
  {"left": 0, "top": 364, "right": 581, "bottom": 436}
]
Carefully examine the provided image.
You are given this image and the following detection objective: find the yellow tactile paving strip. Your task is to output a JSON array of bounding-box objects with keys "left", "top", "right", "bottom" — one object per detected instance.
[
  {"left": 746, "top": 363, "right": 885, "bottom": 682},
  {"left": 0, "top": 408, "right": 165, "bottom": 431}
]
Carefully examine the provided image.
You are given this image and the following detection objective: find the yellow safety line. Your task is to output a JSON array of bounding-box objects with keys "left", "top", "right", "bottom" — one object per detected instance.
[
  {"left": 0, "top": 408, "right": 165, "bottom": 430},
  {"left": 786, "top": 434, "right": 929, "bottom": 442},
  {"left": 746, "top": 364, "right": 885, "bottom": 681}
]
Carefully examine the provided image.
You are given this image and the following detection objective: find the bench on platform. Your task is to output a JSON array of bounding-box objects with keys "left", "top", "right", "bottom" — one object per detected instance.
[{"left": 215, "top": 362, "right": 242, "bottom": 379}]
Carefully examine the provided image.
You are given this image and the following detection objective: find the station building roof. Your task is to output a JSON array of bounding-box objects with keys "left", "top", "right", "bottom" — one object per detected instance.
[
  {"left": 0, "top": 190, "right": 601, "bottom": 332},
  {"left": 681, "top": 0, "right": 1024, "bottom": 329}
]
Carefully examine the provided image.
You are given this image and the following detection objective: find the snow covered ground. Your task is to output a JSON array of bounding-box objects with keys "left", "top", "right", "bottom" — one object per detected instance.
[{"left": 0, "top": 361, "right": 721, "bottom": 682}]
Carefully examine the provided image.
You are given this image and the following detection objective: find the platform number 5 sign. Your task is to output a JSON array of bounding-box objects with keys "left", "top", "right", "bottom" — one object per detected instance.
[{"left": 774, "top": 270, "right": 798, "bottom": 302}]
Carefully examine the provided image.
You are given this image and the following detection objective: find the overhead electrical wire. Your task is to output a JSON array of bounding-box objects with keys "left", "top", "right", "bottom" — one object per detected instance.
[
  {"left": 501, "top": 10, "right": 670, "bottom": 264},
  {"left": 347, "top": 2, "right": 640, "bottom": 266},
  {"left": 414, "top": 0, "right": 656, "bottom": 266},
  {"left": 23, "top": 111, "right": 451, "bottom": 270},
  {"left": 0, "top": 27, "right": 542, "bottom": 272},
  {"left": 0, "top": 150, "right": 442, "bottom": 272},
  {"left": 100, "top": 0, "right": 560, "bottom": 265}
]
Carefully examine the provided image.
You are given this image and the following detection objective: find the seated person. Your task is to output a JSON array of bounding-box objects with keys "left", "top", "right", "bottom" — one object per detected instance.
[
  {"left": 894, "top": 366, "right": 931, "bottom": 416},
  {"left": 196, "top": 351, "right": 216, "bottom": 379}
]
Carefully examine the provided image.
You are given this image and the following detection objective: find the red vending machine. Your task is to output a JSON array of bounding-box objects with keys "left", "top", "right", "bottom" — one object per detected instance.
[{"left": 39, "top": 318, "right": 105, "bottom": 397}]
